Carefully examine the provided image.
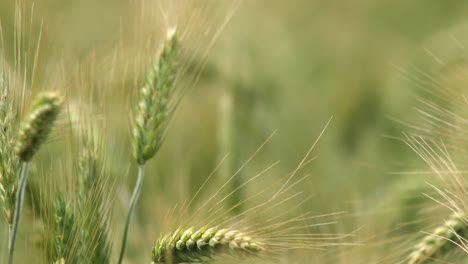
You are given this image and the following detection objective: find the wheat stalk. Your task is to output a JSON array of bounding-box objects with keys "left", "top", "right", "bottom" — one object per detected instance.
[
  {"left": 119, "top": 27, "right": 179, "bottom": 264},
  {"left": 9, "top": 92, "right": 62, "bottom": 264},
  {"left": 151, "top": 226, "right": 264, "bottom": 263},
  {"left": 408, "top": 212, "right": 468, "bottom": 264}
]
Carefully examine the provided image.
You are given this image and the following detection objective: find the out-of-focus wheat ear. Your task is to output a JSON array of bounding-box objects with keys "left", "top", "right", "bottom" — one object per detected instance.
[
  {"left": 118, "top": 27, "right": 179, "bottom": 264},
  {"left": 408, "top": 212, "right": 468, "bottom": 264},
  {"left": 75, "top": 137, "right": 111, "bottom": 263},
  {"left": 53, "top": 192, "right": 75, "bottom": 263},
  {"left": 132, "top": 27, "right": 178, "bottom": 165},
  {"left": 151, "top": 226, "right": 264, "bottom": 263},
  {"left": 53, "top": 258, "right": 65, "bottom": 264},
  {"left": 15, "top": 92, "right": 63, "bottom": 162},
  {"left": 0, "top": 74, "right": 21, "bottom": 228},
  {"left": 9, "top": 92, "right": 62, "bottom": 264}
]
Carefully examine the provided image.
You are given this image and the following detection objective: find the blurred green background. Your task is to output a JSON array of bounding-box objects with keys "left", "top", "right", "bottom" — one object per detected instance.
[{"left": 2, "top": 0, "right": 468, "bottom": 263}]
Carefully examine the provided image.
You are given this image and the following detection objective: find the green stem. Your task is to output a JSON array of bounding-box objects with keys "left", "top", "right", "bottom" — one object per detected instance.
[
  {"left": 8, "top": 224, "right": 12, "bottom": 251},
  {"left": 118, "top": 164, "right": 145, "bottom": 264},
  {"left": 8, "top": 162, "right": 29, "bottom": 264}
]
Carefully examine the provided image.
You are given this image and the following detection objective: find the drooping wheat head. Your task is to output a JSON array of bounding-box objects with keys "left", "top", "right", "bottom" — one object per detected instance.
[
  {"left": 9, "top": 91, "right": 62, "bottom": 263},
  {"left": 15, "top": 92, "right": 62, "bottom": 162}
]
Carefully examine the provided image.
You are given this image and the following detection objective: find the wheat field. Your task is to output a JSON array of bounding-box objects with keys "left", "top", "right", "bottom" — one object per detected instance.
[{"left": 2, "top": 0, "right": 468, "bottom": 263}]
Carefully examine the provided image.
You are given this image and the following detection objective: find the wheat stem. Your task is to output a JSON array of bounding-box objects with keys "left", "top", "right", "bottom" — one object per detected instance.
[
  {"left": 121, "top": 27, "right": 179, "bottom": 263},
  {"left": 118, "top": 164, "right": 145, "bottom": 264},
  {"left": 8, "top": 161, "right": 29, "bottom": 264}
]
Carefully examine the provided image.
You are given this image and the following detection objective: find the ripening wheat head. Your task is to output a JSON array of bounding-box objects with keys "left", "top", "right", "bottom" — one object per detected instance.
[{"left": 149, "top": 119, "right": 349, "bottom": 263}]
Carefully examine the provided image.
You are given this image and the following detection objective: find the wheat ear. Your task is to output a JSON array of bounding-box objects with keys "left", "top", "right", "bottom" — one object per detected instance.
[
  {"left": 151, "top": 226, "right": 264, "bottom": 263},
  {"left": 0, "top": 77, "right": 21, "bottom": 230},
  {"left": 132, "top": 27, "right": 178, "bottom": 165},
  {"left": 408, "top": 212, "right": 468, "bottom": 264},
  {"left": 75, "top": 137, "right": 111, "bottom": 263},
  {"left": 119, "top": 27, "right": 179, "bottom": 264},
  {"left": 9, "top": 92, "right": 62, "bottom": 264}
]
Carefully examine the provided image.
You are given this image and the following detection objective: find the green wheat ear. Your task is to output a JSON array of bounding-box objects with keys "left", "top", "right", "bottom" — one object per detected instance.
[
  {"left": 132, "top": 27, "right": 178, "bottom": 165},
  {"left": 0, "top": 80, "right": 21, "bottom": 226},
  {"left": 151, "top": 226, "right": 264, "bottom": 263},
  {"left": 15, "top": 92, "right": 63, "bottom": 162},
  {"left": 408, "top": 212, "right": 468, "bottom": 264},
  {"left": 9, "top": 91, "right": 62, "bottom": 264},
  {"left": 119, "top": 27, "right": 179, "bottom": 264}
]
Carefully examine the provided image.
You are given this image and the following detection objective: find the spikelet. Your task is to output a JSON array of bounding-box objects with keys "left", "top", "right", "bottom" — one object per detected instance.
[
  {"left": 132, "top": 28, "right": 178, "bottom": 165},
  {"left": 152, "top": 226, "right": 264, "bottom": 263},
  {"left": 408, "top": 212, "right": 468, "bottom": 264},
  {"left": 15, "top": 92, "right": 62, "bottom": 162}
]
